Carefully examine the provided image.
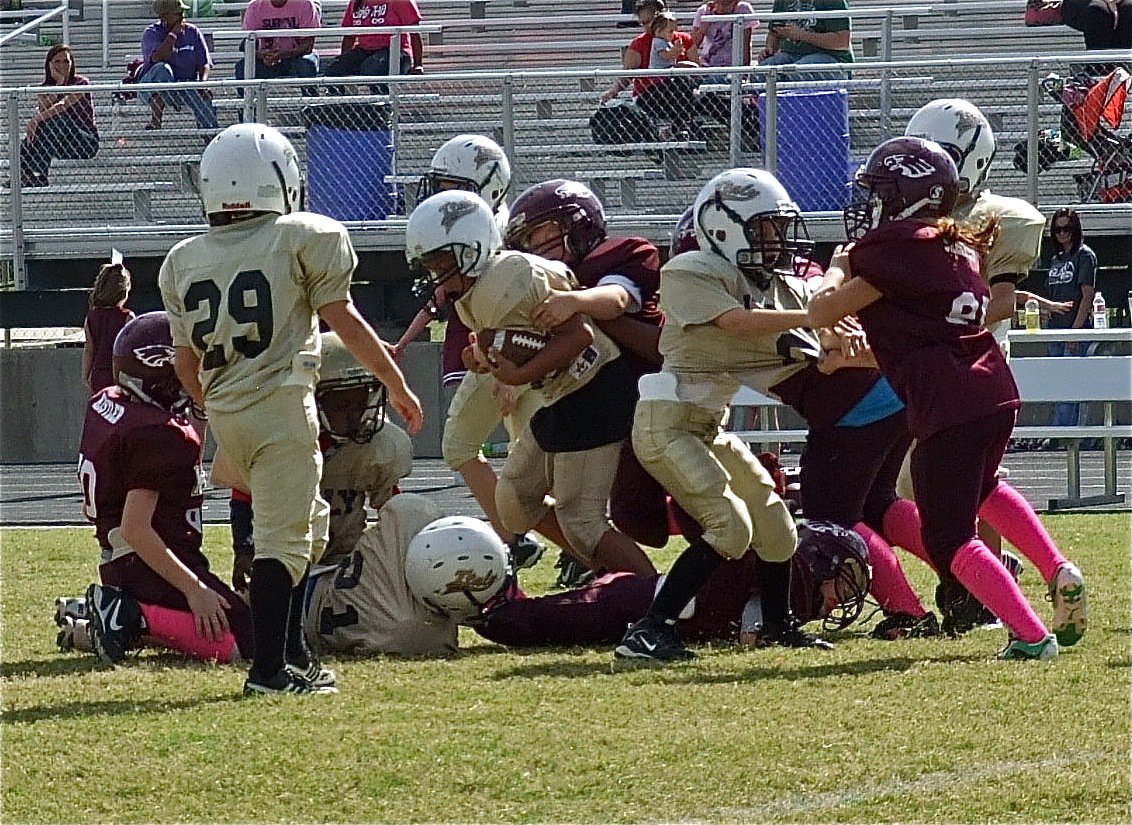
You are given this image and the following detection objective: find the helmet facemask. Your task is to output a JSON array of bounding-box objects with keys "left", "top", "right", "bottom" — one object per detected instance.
[
  {"left": 815, "top": 551, "right": 871, "bottom": 632},
  {"left": 409, "top": 244, "right": 482, "bottom": 310},
  {"left": 699, "top": 195, "right": 812, "bottom": 290},
  {"left": 418, "top": 171, "right": 479, "bottom": 204},
  {"left": 506, "top": 218, "right": 569, "bottom": 262},
  {"left": 316, "top": 379, "right": 386, "bottom": 444}
]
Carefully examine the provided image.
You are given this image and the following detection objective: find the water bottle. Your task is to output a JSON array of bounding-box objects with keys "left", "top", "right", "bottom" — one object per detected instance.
[
  {"left": 1024, "top": 298, "right": 1041, "bottom": 333},
  {"left": 1092, "top": 292, "right": 1107, "bottom": 330}
]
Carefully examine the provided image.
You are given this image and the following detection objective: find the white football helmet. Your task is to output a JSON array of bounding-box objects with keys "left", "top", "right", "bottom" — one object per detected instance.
[
  {"left": 405, "top": 190, "right": 502, "bottom": 300},
  {"left": 199, "top": 123, "right": 302, "bottom": 217},
  {"left": 420, "top": 134, "right": 512, "bottom": 212},
  {"left": 904, "top": 98, "right": 996, "bottom": 195},
  {"left": 693, "top": 168, "right": 812, "bottom": 290},
  {"left": 404, "top": 516, "right": 511, "bottom": 622}
]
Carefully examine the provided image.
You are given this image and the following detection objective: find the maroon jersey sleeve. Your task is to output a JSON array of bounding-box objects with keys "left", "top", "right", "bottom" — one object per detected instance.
[
  {"left": 575, "top": 236, "right": 664, "bottom": 377},
  {"left": 850, "top": 222, "right": 1019, "bottom": 438}
]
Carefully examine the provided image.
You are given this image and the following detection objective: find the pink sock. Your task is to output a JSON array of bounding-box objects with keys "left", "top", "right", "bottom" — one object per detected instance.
[
  {"left": 951, "top": 540, "right": 1049, "bottom": 643},
  {"left": 978, "top": 482, "right": 1066, "bottom": 584},
  {"left": 881, "top": 499, "right": 935, "bottom": 568},
  {"left": 138, "top": 602, "right": 238, "bottom": 663},
  {"left": 854, "top": 522, "right": 927, "bottom": 617}
]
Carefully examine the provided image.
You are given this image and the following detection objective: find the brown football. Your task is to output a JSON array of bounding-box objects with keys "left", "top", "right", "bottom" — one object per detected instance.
[{"left": 477, "top": 328, "right": 550, "bottom": 367}]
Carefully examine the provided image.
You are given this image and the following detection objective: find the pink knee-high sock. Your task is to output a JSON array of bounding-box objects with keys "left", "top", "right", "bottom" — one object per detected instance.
[
  {"left": 978, "top": 481, "right": 1066, "bottom": 584},
  {"left": 951, "top": 540, "right": 1049, "bottom": 644},
  {"left": 854, "top": 522, "right": 927, "bottom": 617},
  {"left": 138, "top": 603, "right": 238, "bottom": 663},
  {"left": 880, "top": 498, "right": 934, "bottom": 569}
]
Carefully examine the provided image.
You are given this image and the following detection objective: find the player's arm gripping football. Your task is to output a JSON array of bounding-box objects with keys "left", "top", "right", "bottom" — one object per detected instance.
[
  {"left": 488, "top": 314, "right": 593, "bottom": 387},
  {"left": 319, "top": 299, "right": 424, "bottom": 434},
  {"left": 119, "top": 488, "right": 231, "bottom": 641}
]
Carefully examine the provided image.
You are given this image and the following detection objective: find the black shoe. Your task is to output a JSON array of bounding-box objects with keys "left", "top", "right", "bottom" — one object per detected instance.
[
  {"left": 85, "top": 583, "right": 145, "bottom": 664},
  {"left": 554, "top": 553, "right": 597, "bottom": 590},
  {"left": 54, "top": 596, "right": 86, "bottom": 626},
  {"left": 1000, "top": 550, "right": 1025, "bottom": 583},
  {"left": 285, "top": 659, "right": 337, "bottom": 689},
  {"left": 755, "top": 620, "right": 835, "bottom": 649},
  {"left": 935, "top": 580, "right": 987, "bottom": 637},
  {"left": 615, "top": 616, "right": 694, "bottom": 661},
  {"left": 871, "top": 611, "right": 941, "bottom": 641},
  {"left": 244, "top": 668, "right": 338, "bottom": 696},
  {"left": 509, "top": 533, "right": 545, "bottom": 570}
]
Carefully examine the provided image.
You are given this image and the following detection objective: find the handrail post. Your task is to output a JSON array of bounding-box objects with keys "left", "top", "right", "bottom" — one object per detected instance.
[
  {"left": 1026, "top": 59, "right": 1040, "bottom": 207},
  {"left": 502, "top": 74, "right": 516, "bottom": 179},
  {"left": 61, "top": 0, "right": 69, "bottom": 43},
  {"left": 243, "top": 34, "right": 257, "bottom": 124},
  {"left": 729, "top": 66, "right": 742, "bottom": 167},
  {"left": 765, "top": 69, "right": 778, "bottom": 175},
  {"left": 9, "top": 91, "right": 27, "bottom": 290},
  {"left": 880, "top": 10, "right": 893, "bottom": 140},
  {"left": 102, "top": 0, "right": 109, "bottom": 68}
]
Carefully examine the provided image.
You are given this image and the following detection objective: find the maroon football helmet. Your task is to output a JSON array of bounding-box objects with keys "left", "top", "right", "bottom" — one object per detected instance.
[
  {"left": 670, "top": 206, "right": 699, "bottom": 257},
  {"left": 791, "top": 520, "right": 871, "bottom": 631},
  {"left": 113, "top": 311, "right": 189, "bottom": 413},
  {"left": 843, "top": 136, "right": 960, "bottom": 240},
  {"left": 504, "top": 179, "right": 607, "bottom": 261}
]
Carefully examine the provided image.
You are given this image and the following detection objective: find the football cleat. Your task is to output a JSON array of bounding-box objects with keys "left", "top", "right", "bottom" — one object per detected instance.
[
  {"left": 754, "top": 619, "right": 835, "bottom": 650},
  {"left": 243, "top": 668, "right": 338, "bottom": 696},
  {"left": 935, "top": 580, "right": 987, "bottom": 637},
  {"left": 56, "top": 617, "right": 95, "bottom": 654},
  {"left": 285, "top": 660, "right": 337, "bottom": 689},
  {"left": 1047, "top": 562, "right": 1087, "bottom": 647},
  {"left": 1000, "top": 549, "right": 1025, "bottom": 582},
  {"left": 509, "top": 533, "right": 545, "bottom": 571},
  {"left": 871, "top": 611, "right": 941, "bottom": 641},
  {"left": 54, "top": 596, "right": 87, "bottom": 626},
  {"left": 998, "top": 633, "right": 1059, "bottom": 661},
  {"left": 554, "top": 553, "right": 597, "bottom": 590},
  {"left": 615, "top": 616, "right": 695, "bottom": 662},
  {"left": 85, "top": 583, "right": 145, "bottom": 665}
]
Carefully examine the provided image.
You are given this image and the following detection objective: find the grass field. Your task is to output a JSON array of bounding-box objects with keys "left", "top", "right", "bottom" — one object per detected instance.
[{"left": 2, "top": 514, "right": 1130, "bottom": 823}]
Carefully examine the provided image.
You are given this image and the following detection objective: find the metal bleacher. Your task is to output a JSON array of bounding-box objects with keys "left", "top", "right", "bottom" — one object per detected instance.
[{"left": 0, "top": 0, "right": 1126, "bottom": 268}]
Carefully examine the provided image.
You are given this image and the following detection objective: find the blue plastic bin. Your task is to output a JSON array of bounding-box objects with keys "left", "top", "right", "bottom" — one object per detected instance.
[
  {"left": 303, "top": 102, "right": 395, "bottom": 221},
  {"left": 761, "top": 89, "right": 850, "bottom": 211}
]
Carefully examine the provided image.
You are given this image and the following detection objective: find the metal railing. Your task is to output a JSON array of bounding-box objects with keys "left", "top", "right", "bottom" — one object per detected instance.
[
  {"left": 0, "top": 0, "right": 71, "bottom": 48},
  {"left": 2, "top": 52, "right": 1130, "bottom": 288}
]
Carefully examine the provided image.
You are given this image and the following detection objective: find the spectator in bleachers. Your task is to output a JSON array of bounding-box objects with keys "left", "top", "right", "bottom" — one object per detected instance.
[
  {"left": 1062, "top": 0, "right": 1132, "bottom": 74},
  {"left": 81, "top": 263, "right": 135, "bottom": 395},
  {"left": 648, "top": 11, "right": 693, "bottom": 70},
  {"left": 325, "top": 0, "right": 424, "bottom": 92},
  {"left": 691, "top": 0, "right": 758, "bottom": 71},
  {"left": 138, "top": 0, "right": 220, "bottom": 131},
  {"left": 235, "top": 0, "right": 321, "bottom": 85},
  {"left": 601, "top": 1, "right": 700, "bottom": 138},
  {"left": 759, "top": 0, "right": 853, "bottom": 79},
  {"left": 19, "top": 45, "right": 99, "bottom": 189}
]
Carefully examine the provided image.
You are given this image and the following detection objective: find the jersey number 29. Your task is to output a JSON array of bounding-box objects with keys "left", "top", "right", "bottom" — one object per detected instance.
[{"left": 186, "top": 270, "right": 275, "bottom": 370}]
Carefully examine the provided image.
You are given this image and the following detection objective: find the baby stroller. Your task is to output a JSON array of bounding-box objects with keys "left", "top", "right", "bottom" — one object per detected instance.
[{"left": 1013, "top": 68, "right": 1132, "bottom": 203}]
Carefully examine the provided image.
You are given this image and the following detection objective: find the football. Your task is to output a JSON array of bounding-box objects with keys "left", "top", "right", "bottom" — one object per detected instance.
[{"left": 477, "top": 328, "right": 550, "bottom": 367}]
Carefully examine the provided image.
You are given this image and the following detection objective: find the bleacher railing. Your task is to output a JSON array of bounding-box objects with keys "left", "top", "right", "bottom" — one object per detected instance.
[
  {"left": 0, "top": 0, "right": 73, "bottom": 48},
  {"left": 2, "top": 52, "right": 1130, "bottom": 288}
]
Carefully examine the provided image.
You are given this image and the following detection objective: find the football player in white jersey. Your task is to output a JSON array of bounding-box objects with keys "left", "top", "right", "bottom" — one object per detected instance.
[
  {"left": 406, "top": 189, "right": 656, "bottom": 578},
  {"left": 901, "top": 100, "right": 1087, "bottom": 646},
  {"left": 393, "top": 135, "right": 547, "bottom": 570},
  {"left": 159, "top": 123, "right": 422, "bottom": 696}
]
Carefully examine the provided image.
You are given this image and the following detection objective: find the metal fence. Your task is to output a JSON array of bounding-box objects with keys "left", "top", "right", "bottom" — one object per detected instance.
[{"left": 2, "top": 52, "right": 1130, "bottom": 287}]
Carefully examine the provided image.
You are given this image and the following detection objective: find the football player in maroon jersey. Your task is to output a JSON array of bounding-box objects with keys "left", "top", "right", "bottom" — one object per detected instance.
[
  {"left": 505, "top": 179, "right": 699, "bottom": 560},
  {"left": 809, "top": 136, "right": 1059, "bottom": 660},
  {"left": 75, "top": 312, "right": 253, "bottom": 666}
]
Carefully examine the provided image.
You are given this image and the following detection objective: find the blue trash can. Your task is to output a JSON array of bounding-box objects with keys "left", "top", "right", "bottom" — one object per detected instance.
[
  {"left": 761, "top": 89, "right": 850, "bottom": 211},
  {"left": 303, "top": 102, "right": 395, "bottom": 221}
]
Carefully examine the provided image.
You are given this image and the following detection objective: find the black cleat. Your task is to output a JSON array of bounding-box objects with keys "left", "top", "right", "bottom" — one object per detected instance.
[
  {"left": 615, "top": 616, "right": 694, "bottom": 661},
  {"left": 85, "top": 583, "right": 145, "bottom": 664},
  {"left": 244, "top": 668, "right": 338, "bottom": 696},
  {"left": 754, "top": 620, "right": 835, "bottom": 650},
  {"left": 509, "top": 533, "right": 546, "bottom": 570},
  {"left": 871, "top": 611, "right": 941, "bottom": 641},
  {"left": 284, "top": 659, "right": 337, "bottom": 689},
  {"left": 53, "top": 596, "right": 86, "bottom": 626}
]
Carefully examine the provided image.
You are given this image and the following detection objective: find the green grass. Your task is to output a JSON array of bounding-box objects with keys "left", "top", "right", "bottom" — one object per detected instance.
[{"left": 2, "top": 514, "right": 1130, "bottom": 823}]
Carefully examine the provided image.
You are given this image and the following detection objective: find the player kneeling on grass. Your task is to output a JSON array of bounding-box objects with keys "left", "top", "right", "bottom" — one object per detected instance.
[
  {"left": 405, "top": 189, "right": 656, "bottom": 580},
  {"left": 65, "top": 312, "right": 254, "bottom": 667}
]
